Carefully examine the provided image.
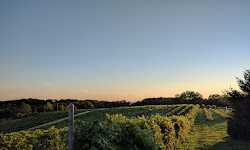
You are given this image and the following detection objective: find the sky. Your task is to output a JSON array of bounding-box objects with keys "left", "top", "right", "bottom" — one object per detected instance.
[{"left": 0, "top": 0, "right": 250, "bottom": 102}]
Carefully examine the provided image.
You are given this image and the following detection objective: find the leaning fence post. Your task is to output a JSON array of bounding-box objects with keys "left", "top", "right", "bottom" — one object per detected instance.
[{"left": 68, "top": 104, "right": 74, "bottom": 150}]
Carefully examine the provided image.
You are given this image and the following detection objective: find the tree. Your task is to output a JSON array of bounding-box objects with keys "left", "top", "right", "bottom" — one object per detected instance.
[
  {"left": 208, "top": 94, "right": 229, "bottom": 106},
  {"left": 236, "top": 69, "right": 250, "bottom": 95},
  {"left": 177, "top": 91, "right": 203, "bottom": 104},
  {"left": 179, "top": 91, "right": 203, "bottom": 101},
  {"left": 78, "top": 102, "right": 94, "bottom": 109},
  {"left": 45, "top": 102, "right": 54, "bottom": 112},
  {"left": 226, "top": 69, "right": 250, "bottom": 139},
  {"left": 208, "top": 94, "right": 221, "bottom": 100},
  {"left": 224, "top": 87, "right": 244, "bottom": 99},
  {"left": 60, "top": 104, "right": 65, "bottom": 110},
  {"left": 16, "top": 102, "right": 32, "bottom": 117}
]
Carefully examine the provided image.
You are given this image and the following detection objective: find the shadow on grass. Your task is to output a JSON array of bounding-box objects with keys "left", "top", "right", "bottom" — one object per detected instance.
[{"left": 208, "top": 137, "right": 250, "bottom": 150}]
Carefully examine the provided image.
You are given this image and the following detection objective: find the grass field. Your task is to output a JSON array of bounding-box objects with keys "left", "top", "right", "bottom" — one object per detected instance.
[
  {"left": 0, "top": 109, "right": 89, "bottom": 133},
  {"left": 182, "top": 108, "right": 250, "bottom": 150}
]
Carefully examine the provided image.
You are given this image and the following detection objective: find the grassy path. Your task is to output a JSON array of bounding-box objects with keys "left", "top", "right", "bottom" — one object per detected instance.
[
  {"left": 182, "top": 108, "right": 250, "bottom": 150},
  {"left": 27, "top": 110, "right": 91, "bottom": 130}
]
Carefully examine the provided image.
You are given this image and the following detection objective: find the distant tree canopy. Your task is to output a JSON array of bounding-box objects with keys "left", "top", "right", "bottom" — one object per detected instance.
[
  {"left": 208, "top": 94, "right": 221, "bottom": 100},
  {"left": 140, "top": 97, "right": 176, "bottom": 105},
  {"left": 207, "top": 94, "right": 229, "bottom": 106},
  {"left": 175, "top": 91, "right": 203, "bottom": 104},
  {"left": 178, "top": 91, "right": 203, "bottom": 101},
  {"left": 76, "top": 101, "right": 94, "bottom": 109}
]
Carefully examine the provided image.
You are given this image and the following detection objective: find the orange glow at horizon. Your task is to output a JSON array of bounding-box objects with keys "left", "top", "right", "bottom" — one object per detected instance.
[{"left": 0, "top": 82, "right": 239, "bottom": 102}]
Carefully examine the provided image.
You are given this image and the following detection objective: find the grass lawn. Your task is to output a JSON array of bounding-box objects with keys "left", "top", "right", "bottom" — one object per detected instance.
[
  {"left": 0, "top": 109, "right": 89, "bottom": 133},
  {"left": 182, "top": 108, "right": 250, "bottom": 150}
]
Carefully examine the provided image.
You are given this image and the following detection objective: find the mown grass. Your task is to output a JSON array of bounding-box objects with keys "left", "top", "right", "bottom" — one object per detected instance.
[
  {"left": 0, "top": 109, "right": 88, "bottom": 133},
  {"left": 182, "top": 108, "right": 250, "bottom": 150}
]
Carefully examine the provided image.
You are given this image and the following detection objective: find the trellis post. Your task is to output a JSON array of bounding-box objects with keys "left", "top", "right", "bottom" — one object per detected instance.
[{"left": 68, "top": 104, "right": 74, "bottom": 150}]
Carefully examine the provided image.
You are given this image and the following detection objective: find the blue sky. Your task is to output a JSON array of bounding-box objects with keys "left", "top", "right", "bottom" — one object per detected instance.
[{"left": 0, "top": 0, "right": 250, "bottom": 101}]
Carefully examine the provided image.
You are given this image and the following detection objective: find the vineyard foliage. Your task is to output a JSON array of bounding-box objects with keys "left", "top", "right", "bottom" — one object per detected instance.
[
  {"left": 212, "top": 108, "right": 228, "bottom": 118},
  {"left": 74, "top": 104, "right": 199, "bottom": 149},
  {"left": 203, "top": 108, "right": 213, "bottom": 121},
  {"left": 0, "top": 126, "right": 68, "bottom": 150},
  {"left": 1, "top": 104, "right": 200, "bottom": 150}
]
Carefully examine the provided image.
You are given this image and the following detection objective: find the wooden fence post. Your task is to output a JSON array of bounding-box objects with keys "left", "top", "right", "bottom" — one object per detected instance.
[{"left": 68, "top": 104, "right": 74, "bottom": 150}]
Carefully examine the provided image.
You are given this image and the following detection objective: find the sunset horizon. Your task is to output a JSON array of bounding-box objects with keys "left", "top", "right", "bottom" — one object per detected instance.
[
  {"left": 1, "top": 1, "right": 250, "bottom": 149},
  {"left": 1, "top": 1, "right": 249, "bottom": 102}
]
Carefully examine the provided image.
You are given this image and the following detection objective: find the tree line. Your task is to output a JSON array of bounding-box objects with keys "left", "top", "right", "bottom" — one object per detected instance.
[
  {"left": 132, "top": 91, "right": 229, "bottom": 107},
  {"left": 0, "top": 99, "right": 130, "bottom": 119},
  {"left": 0, "top": 91, "right": 228, "bottom": 120}
]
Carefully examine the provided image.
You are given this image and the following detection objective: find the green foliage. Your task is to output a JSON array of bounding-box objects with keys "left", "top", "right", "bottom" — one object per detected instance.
[
  {"left": 176, "top": 105, "right": 192, "bottom": 116},
  {"left": 0, "top": 126, "right": 68, "bottom": 150},
  {"left": 227, "top": 97, "right": 250, "bottom": 139},
  {"left": 3, "top": 105, "right": 250, "bottom": 150},
  {"left": 16, "top": 102, "right": 32, "bottom": 117},
  {"left": 201, "top": 104, "right": 205, "bottom": 108},
  {"left": 74, "top": 118, "right": 158, "bottom": 150},
  {"left": 1, "top": 105, "right": 200, "bottom": 149},
  {"left": 0, "top": 108, "right": 16, "bottom": 119},
  {"left": 212, "top": 108, "right": 227, "bottom": 118},
  {"left": 236, "top": 69, "right": 250, "bottom": 95},
  {"left": 45, "top": 102, "right": 54, "bottom": 112},
  {"left": 208, "top": 94, "right": 229, "bottom": 106},
  {"left": 60, "top": 104, "right": 65, "bottom": 110},
  {"left": 203, "top": 108, "right": 213, "bottom": 121},
  {"left": 179, "top": 91, "right": 203, "bottom": 101},
  {"left": 75, "top": 105, "right": 174, "bottom": 122},
  {"left": 74, "top": 104, "right": 200, "bottom": 150},
  {"left": 224, "top": 87, "right": 244, "bottom": 99},
  {"left": 208, "top": 94, "right": 221, "bottom": 100},
  {"left": 171, "top": 115, "right": 190, "bottom": 146},
  {"left": 225, "top": 69, "right": 250, "bottom": 140},
  {"left": 77, "top": 101, "right": 95, "bottom": 109}
]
